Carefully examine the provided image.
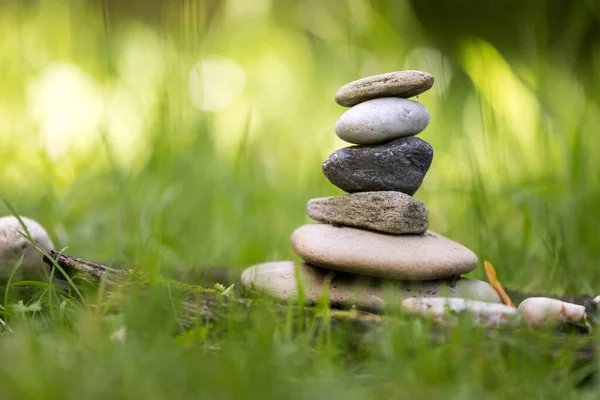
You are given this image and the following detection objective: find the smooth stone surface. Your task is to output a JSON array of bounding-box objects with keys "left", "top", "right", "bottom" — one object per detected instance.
[
  {"left": 322, "top": 137, "right": 433, "bottom": 195},
  {"left": 241, "top": 261, "right": 501, "bottom": 312},
  {"left": 307, "top": 191, "right": 428, "bottom": 234},
  {"left": 335, "top": 70, "right": 434, "bottom": 107},
  {"left": 402, "top": 297, "right": 519, "bottom": 328},
  {"left": 0, "top": 216, "right": 54, "bottom": 280},
  {"left": 291, "top": 224, "right": 478, "bottom": 280},
  {"left": 335, "top": 98, "right": 430, "bottom": 145},
  {"left": 518, "top": 297, "right": 587, "bottom": 327}
]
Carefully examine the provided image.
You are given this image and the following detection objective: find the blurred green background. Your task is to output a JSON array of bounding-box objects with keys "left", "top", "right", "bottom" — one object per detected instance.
[{"left": 1, "top": 0, "right": 599, "bottom": 295}]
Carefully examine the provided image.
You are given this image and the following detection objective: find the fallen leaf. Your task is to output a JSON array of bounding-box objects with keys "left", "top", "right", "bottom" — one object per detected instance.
[{"left": 484, "top": 261, "right": 515, "bottom": 308}]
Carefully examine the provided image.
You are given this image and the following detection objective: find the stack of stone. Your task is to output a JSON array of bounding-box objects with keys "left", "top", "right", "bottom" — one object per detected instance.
[{"left": 242, "top": 70, "right": 502, "bottom": 312}]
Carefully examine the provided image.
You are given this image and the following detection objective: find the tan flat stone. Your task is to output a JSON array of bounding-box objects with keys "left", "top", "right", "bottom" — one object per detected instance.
[
  {"left": 291, "top": 224, "right": 478, "bottom": 280},
  {"left": 307, "top": 191, "right": 428, "bottom": 235},
  {"left": 335, "top": 70, "right": 434, "bottom": 107},
  {"left": 241, "top": 261, "right": 500, "bottom": 312}
]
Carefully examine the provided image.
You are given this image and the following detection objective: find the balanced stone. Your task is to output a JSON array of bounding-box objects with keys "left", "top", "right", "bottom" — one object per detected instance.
[
  {"left": 322, "top": 136, "right": 433, "bottom": 195},
  {"left": 0, "top": 216, "right": 54, "bottom": 281},
  {"left": 335, "top": 70, "right": 434, "bottom": 107},
  {"left": 307, "top": 191, "right": 428, "bottom": 234},
  {"left": 241, "top": 261, "right": 501, "bottom": 312},
  {"left": 291, "top": 224, "right": 478, "bottom": 280},
  {"left": 335, "top": 98, "right": 429, "bottom": 145}
]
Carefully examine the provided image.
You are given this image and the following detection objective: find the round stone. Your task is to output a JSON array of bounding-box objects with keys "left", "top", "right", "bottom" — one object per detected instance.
[
  {"left": 307, "top": 191, "right": 428, "bottom": 235},
  {"left": 518, "top": 297, "right": 587, "bottom": 327},
  {"left": 335, "top": 70, "right": 434, "bottom": 107},
  {"left": 241, "top": 261, "right": 501, "bottom": 311},
  {"left": 335, "top": 98, "right": 430, "bottom": 145},
  {"left": 322, "top": 137, "right": 433, "bottom": 195},
  {"left": 291, "top": 224, "right": 478, "bottom": 280},
  {"left": 402, "top": 297, "right": 519, "bottom": 328},
  {"left": 0, "top": 216, "right": 54, "bottom": 280}
]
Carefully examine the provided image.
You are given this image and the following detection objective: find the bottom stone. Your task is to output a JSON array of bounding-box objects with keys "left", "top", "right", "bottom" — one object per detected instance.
[{"left": 241, "top": 261, "right": 501, "bottom": 312}]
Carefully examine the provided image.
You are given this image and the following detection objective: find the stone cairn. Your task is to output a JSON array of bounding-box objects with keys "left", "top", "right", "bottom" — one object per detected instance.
[
  {"left": 240, "top": 70, "right": 592, "bottom": 327},
  {"left": 241, "top": 69, "right": 505, "bottom": 313}
]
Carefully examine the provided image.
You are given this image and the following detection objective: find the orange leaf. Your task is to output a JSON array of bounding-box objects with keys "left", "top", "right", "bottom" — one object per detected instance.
[{"left": 484, "top": 260, "right": 515, "bottom": 308}]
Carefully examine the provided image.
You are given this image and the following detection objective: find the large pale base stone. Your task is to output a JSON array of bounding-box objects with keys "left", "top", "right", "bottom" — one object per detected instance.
[{"left": 241, "top": 261, "right": 501, "bottom": 312}]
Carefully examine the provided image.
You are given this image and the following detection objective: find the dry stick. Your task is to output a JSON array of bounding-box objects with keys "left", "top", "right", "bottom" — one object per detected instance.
[
  {"left": 44, "top": 251, "right": 129, "bottom": 287},
  {"left": 42, "top": 250, "right": 385, "bottom": 330}
]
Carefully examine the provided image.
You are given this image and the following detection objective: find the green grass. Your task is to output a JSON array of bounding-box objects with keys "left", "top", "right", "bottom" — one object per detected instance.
[{"left": 0, "top": 0, "right": 599, "bottom": 397}]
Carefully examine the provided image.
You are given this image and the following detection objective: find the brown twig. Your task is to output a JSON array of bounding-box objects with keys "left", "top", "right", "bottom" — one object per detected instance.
[{"left": 42, "top": 250, "right": 387, "bottom": 329}]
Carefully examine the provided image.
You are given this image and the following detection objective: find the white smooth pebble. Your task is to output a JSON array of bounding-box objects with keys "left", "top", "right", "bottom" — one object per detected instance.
[
  {"left": 0, "top": 216, "right": 54, "bottom": 280},
  {"left": 402, "top": 297, "right": 518, "bottom": 328},
  {"left": 334, "top": 97, "right": 430, "bottom": 145},
  {"left": 518, "top": 297, "right": 586, "bottom": 327}
]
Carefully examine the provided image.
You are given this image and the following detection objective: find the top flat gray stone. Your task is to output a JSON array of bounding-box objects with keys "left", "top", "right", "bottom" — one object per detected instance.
[{"left": 335, "top": 70, "right": 434, "bottom": 107}]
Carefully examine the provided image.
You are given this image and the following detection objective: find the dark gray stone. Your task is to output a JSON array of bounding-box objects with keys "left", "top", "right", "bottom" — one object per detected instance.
[
  {"left": 307, "top": 191, "right": 428, "bottom": 234},
  {"left": 322, "top": 136, "right": 433, "bottom": 195}
]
